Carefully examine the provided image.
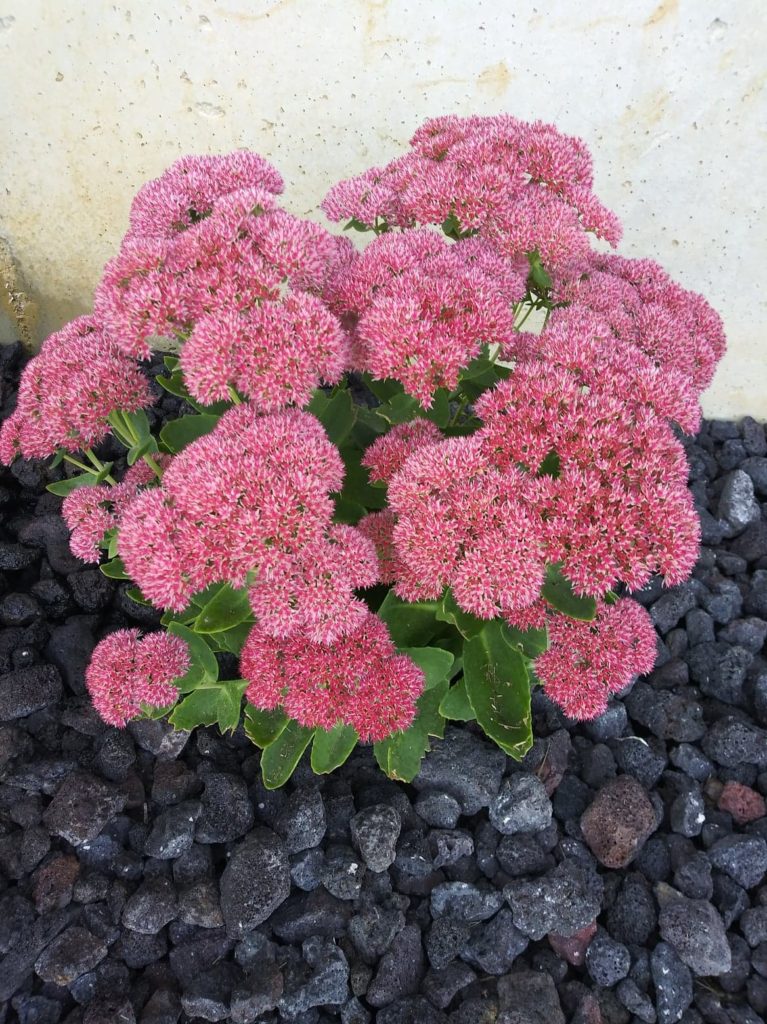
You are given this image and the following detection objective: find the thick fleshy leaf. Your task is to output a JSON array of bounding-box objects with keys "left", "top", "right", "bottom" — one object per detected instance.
[
  {"left": 423, "top": 389, "right": 450, "bottom": 428},
  {"left": 436, "top": 589, "right": 486, "bottom": 639},
  {"left": 308, "top": 389, "right": 356, "bottom": 446},
  {"left": 160, "top": 414, "right": 220, "bottom": 454},
  {"left": 168, "top": 687, "right": 220, "bottom": 731},
  {"left": 541, "top": 563, "right": 597, "bottom": 621},
  {"left": 399, "top": 647, "right": 454, "bottom": 690},
  {"left": 377, "top": 591, "right": 445, "bottom": 648},
  {"left": 243, "top": 704, "right": 288, "bottom": 747},
  {"left": 215, "top": 679, "right": 249, "bottom": 734},
  {"left": 362, "top": 375, "right": 404, "bottom": 403},
  {"left": 341, "top": 448, "right": 388, "bottom": 511},
  {"left": 166, "top": 622, "right": 219, "bottom": 691},
  {"left": 373, "top": 677, "right": 448, "bottom": 783},
  {"left": 463, "top": 620, "right": 533, "bottom": 759},
  {"left": 439, "top": 679, "right": 476, "bottom": 721},
  {"left": 311, "top": 723, "right": 359, "bottom": 774},
  {"left": 46, "top": 470, "right": 103, "bottom": 496},
  {"left": 375, "top": 393, "right": 422, "bottom": 426},
  {"left": 503, "top": 623, "right": 549, "bottom": 658},
  {"left": 194, "top": 583, "right": 252, "bottom": 634},
  {"left": 125, "top": 587, "right": 153, "bottom": 607},
  {"left": 100, "top": 556, "right": 129, "bottom": 580},
  {"left": 214, "top": 622, "right": 254, "bottom": 657},
  {"left": 260, "top": 720, "right": 315, "bottom": 789}
]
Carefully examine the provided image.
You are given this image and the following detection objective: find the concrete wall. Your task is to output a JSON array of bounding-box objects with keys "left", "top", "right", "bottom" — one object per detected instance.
[{"left": 0, "top": 0, "right": 764, "bottom": 417}]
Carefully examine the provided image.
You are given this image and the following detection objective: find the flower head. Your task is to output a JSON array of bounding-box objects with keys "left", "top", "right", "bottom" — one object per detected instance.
[
  {"left": 0, "top": 317, "right": 154, "bottom": 462},
  {"left": 241, "top": 611, "right": 424, "bottom": 741},
  {"left": 127, "top": 151, "right": 284, "bottom": 241},
  {"left": 86, "top": 628, "right": 189, "bottom": 727},
  {"left": 535, "top": 598, "right": 656, "bottom": 719}
]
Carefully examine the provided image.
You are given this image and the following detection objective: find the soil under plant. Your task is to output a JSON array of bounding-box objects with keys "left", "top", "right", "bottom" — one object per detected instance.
[{"left": 0, "top": 341, "right": 766, "bottom": 1023}]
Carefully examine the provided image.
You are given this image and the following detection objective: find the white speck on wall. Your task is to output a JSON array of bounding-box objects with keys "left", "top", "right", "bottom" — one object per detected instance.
[{"left": 0, "top": 0, "right": 765, "bottom": 417}]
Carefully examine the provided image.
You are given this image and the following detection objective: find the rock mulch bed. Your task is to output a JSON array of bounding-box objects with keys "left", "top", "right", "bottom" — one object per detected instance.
[{"left": 0, "top": 340, "right": 766, "bottom": 1023}]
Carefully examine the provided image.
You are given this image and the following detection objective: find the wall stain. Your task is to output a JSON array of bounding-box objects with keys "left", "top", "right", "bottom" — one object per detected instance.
[
  {"left": 218, "top": 2, "right": 297, "bottom": 22},
  {"left": 0, "top": 238, "right": 36, "bottom": 352},
  {"left": 477, "top": 61, "right": 512, "bottom": 98},
  {"left": 644, "top": 0, "right": 678, "bottom": 27}
]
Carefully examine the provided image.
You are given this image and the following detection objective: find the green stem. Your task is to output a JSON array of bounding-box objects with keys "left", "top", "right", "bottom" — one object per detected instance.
[
  {"left": 84, "top": 448, "right": 117, "bottom": 485},
  {"left": 449, "top": 395, "right": 470, "bottom": 427},
  {"left": 62, "top": 453, "right": 95, "bottom": 475},
  {"left": 514, "top": 304, "right": 536, "bottom": 331},
  {"left": 227, "top": 386, "right": 243, "bottom": 405},
  {"left": 142, "top": 454, "right": 164, "bottom": 479}
]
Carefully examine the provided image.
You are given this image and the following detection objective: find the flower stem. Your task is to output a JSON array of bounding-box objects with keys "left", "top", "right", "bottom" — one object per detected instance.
[
  {"left": 227, "top": 386, "right": 243, "bottom": 405},
  {"left": 142, "top": 454, "right": 164, "bottom": 479},
  {"left": 62, "top": 453, "right": 95, "bottom": 475},
  {"left": 84, "top": 448, "right": 117, "bottom": 485}
]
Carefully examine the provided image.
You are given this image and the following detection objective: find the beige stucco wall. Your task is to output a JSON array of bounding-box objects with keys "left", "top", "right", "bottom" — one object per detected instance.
[{"left": 1, "top": 0, "right": 764, "bottom": 418}]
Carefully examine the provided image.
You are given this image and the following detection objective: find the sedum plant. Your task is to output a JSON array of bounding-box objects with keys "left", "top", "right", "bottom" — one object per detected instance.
[{"left": 0, "top": 117, "right": 726, "bottom": 788}]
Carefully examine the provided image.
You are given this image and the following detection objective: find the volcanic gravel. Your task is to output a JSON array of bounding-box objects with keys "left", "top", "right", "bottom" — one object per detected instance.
[{"left": 0, "top": 340, "right": 766, "bottom": 1023}]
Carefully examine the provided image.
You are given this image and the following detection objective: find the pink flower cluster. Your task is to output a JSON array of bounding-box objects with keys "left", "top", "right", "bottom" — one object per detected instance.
[
  {"left": 386, "top": 435, "right": 545, "bottom": 617},
  {"left": 544, "top": 254, "right": 726, "bottom": 434},
  {"left": 85, "top": 628, "right": 190, "bottom": 727},
  {"left": 94, "top": 154, "right": 352, "bottom": 414},
  {"left": 325, "top": 229, "right": 526, "bottom": 406},
  {"left": 0, "top": 317, "right": 153, "bottom": 463},
  {"left": 62, "top": 459, "right": 164, "bottom": 563},
  {"left": 126, "top": 151, "right": 285, "bottom": 241},
  {"left": 118, "top": 403, "right": 377, "bottom": 643},
  {"left": 241, "top": 610, "right": 424, "bottom": 741},
  {"left": 476, "top": 360, "right": 701, "bottom": 596},
  {"left": 535, "top": 598, "right": 657, "bottom": 719},
  {"left": 323, "top": 114, "right": 621, "bottom": 262}
]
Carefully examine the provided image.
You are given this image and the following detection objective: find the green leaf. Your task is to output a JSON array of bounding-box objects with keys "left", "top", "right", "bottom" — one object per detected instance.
[
  {"left": 441, "top": 211, "right": 462, "bottom": 239},
  {"left": 340, "top": 448, "right": 388, "bottom": 511},
  {"left": 400, "top": 646, "right": 454, "bottom": 690},
  {"left": 541, "top": 563, "right": 597, "bottom": 621},
  {"left": 106, "top": 531, "right": 120, "bottom": 559},
  {"left": 216, "top": 679, "right": 249, "bottom": 734},
  {"left": 463, "top": 620, "right": 533, "bottom": 759},
  {"left": 194, "top": 583, "right": 252, "bottom": 634},
  {"left": 163, "top": 355, "right": 180, "bottom": 372},
  {"left": 100, "top": 556, "right": 130, "bottom": 580},
  {"left": 537, "top": 449, "right": 561, "bottom": 478},
  {"left": 503, "top": 623, "right": 549, "bottom": 658},
  {"left": 376, "top": 393, "right": 422, "bottom": 426},
  {"left": 423, "top": 389, "right": 450, "bottom": 428},
  {"left": 260, "top": 720, "right": 315, "bottom": 789},
  {"left": 362, "top": 375, "right": 404, "bottom": 403},
  {"left": 138, "top": 700, "right": 176, "bottom": 720},
  {"left": 160, "top": 414, "right": 220, "bottom": 454},
  {"left": 46, "top": 472, "right": 100, "bottom": 496},
  {"left": 127, "top": 437, "right": 160, "bottom": 467},
  {"left": 307, "top": 389, "right": 356, "bottom": 446},
  {"left": 214, "top": 621, "right": 253, "bottom": 656},
  {"left": 439, "top": 678, "right": 476, "bottom": 721},
  {"left": 168, "top": 688, "right": 221, "bottom": 731},
  {"left": 377, "top": 591, "right": 446, "bottom": 648},
  {"left": 374, "top": 677, "right": 448, "bottom": 782},
  {"left": 343, "top": 217, "right": 373, "bottom": 233},
  {"left": 436, "top": 589, "right": 486, "bottom": 639},
  {"left": 125, "top": 587, "right": 153, "bottom": 607},
  {"left": 244, "top": 704, "right": 289, "bottom": 747},
  {"left": 332, "top": 495, "right": 368, "bottom": 526},
  {"left": 311, "top": 723, "right": 359, "bottom": 774},
  {"left": 166, "top": 622, "right": 219, "bottom": 691},
  {"left": 527, "top": 249, "right": 552, "bottom": 292}
]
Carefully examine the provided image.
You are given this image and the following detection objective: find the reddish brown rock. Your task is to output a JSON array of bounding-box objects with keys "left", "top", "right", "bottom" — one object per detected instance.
[
  {"left": 32, "top": 853, "right": 80, "bottom": 913},
  {"left": 549, "top": 920, "right": 597, "bottom": 966},
  {"left": 717, "top": 780, "right": 766, "bottom": 824},
  {"left": 580, "top": 775, "right": 657, "bottom": 868}
]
